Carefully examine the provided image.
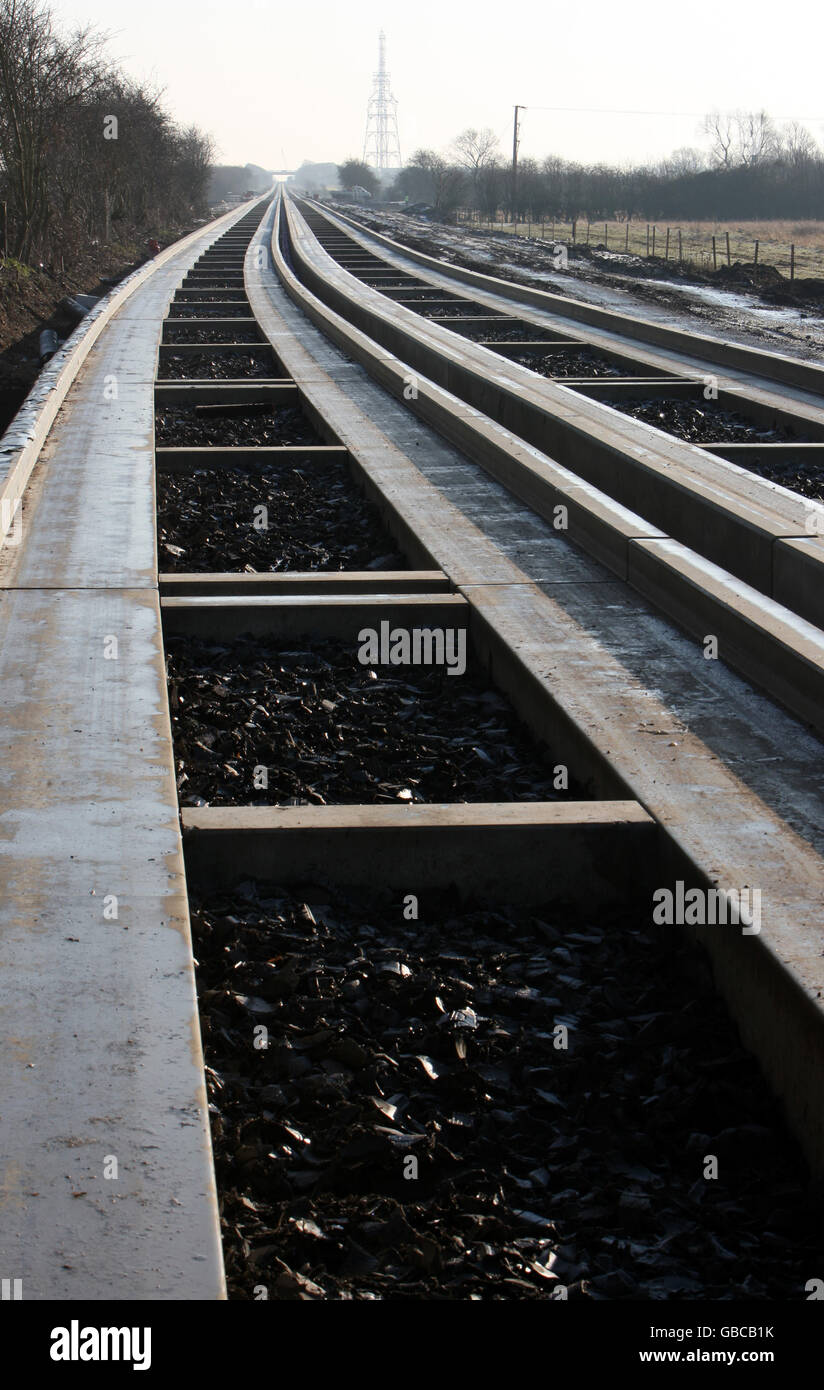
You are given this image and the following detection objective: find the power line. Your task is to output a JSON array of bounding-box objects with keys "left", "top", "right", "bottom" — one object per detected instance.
[{"left": 519, "top": 104, "right": 824, "bottom": 121}]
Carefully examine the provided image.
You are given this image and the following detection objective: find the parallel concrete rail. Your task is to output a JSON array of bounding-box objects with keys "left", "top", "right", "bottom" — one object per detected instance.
[
  {"left": 295, "top": 196, "right": 824, "bottom": 636},
  {"left": 262, "top": 193, "right": 824, "bottom": 1179},
  {"left": 284, "top": 198, "right": 824, "bottom": 740}
]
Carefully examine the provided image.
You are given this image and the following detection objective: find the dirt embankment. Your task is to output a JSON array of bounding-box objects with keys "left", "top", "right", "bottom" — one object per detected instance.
[{"left": 570, "top": 242, "right": 824, "bottom": 308}]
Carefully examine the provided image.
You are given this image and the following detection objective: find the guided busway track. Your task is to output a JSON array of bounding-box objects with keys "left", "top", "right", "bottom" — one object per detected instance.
[{"left": 1, "top": 187, "right": 823, "bottom": 1300}]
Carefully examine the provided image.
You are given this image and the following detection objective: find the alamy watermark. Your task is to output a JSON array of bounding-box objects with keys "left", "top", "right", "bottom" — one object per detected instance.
[
  {"left": 50, "top": 1321, "right": 151, "bottom": 1371},
  {"left": 652, "top": 880, "right": 761, "bottom": 934},
  {"left": 357, "top": 622, "right": 467, "bottom": 676}
]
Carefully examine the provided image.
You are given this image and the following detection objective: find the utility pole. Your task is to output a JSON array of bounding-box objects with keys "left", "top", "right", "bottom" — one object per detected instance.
[{"left": 511, "top": 105, "right": 525, "bottom": 226}]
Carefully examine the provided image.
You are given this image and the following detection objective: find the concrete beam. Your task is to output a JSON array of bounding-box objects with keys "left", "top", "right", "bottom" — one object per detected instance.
[
  {"left": 159, "top": 570, "right": 450, "bottom": 596},
  {"left": 160, "top": 591, "right": 469, "bottom": 640},
  {"left": 182, "top": 801, "right": 656, "bottom": 909}
]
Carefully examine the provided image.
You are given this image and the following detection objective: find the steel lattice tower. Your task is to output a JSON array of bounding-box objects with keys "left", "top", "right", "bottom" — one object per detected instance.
[{"left": 362, "top": 30, "right": 402, "bottom": 176}]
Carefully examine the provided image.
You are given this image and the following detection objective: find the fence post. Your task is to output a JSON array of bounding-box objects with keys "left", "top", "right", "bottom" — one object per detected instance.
[
  {"left": 678, "top": 229, "right": 683, "bottom": 263},
  {"left": 572, "top": 219, "right": 576, "bottom": 243},
  {"left": 665, "top": 227, "right": 670, "bottom": 260},
  {"left": 753, "top": 240, "right": 759, "bottom": 269},
  {"left": 625, "top": 220, "right": 630, "bottom": 251},
  {"left": 652, "top": 225, "right": 656, "bottom": 256},
  {"left": 712, "top": 235, "right": 717, "bottom": 270},
  {"left": 790, "top": 243, "right": 795, "bottom": 280},
  {"left": 604, "top": 221, "right": 608, "bottom": 246},
  {"left": 586, "top": 220, "right": 591, "bottom": 244},
  {"left": 646, "top": 223, "right": 650, "bottom": 255},
  {"left": 725, "top": 230, "right": 731, "bottom": 266}
]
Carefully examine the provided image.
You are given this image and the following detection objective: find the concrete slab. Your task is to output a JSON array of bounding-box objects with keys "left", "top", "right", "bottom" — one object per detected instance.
[
  {"left": 283, "top": 202, "right": 824, "bottom": 697},
  {"left": 0, "top": 200, "right": 269, "bottom": 1298},
  {"left": 628, "top": 537, "right": 824, "bottom": 737},
  {"left": 0, "top": 586, "right": 223, "bottom": 1298}
]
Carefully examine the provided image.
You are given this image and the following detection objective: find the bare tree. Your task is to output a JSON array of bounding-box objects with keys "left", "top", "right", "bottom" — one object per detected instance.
[
  {"left": 452, "top": 127, "right": 499, "bottom": 176},
  {"left": 0, "top": 0, "right": 108, "bottom": 257},
  {"left": 777, "top": 120, "right": 818, "bottom": 167},
  {"left": 703, "top": 110, "right": 737, "bottom": 168},
  {"left": 661, "top": 146, "right": 706, "bottom": 178},
  {"left": 735, "top": 109, "right": 777, "bottom": 167},
  {"left": 703, "top": 108, "right": 777, "bottom": 169},
  {"left": 388, "top": 113, "right": 824, "bottom": 229},
  {"left": 0, "top": 0, "right": 217, "bottom": 266},
  {"left": 476, "top": 157, "right": 505, "bottom": 217},
  {"left": 408, "top": 150, "right": 465, "bottom": 219}
]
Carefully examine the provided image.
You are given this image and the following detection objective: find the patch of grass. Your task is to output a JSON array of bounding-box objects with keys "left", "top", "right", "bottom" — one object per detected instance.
[{"left": 0, "top": 257, "right": 34, "bottom": 280}]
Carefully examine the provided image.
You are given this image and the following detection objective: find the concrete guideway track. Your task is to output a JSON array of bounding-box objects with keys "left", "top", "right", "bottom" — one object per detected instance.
[
  {"left": 253, "top": 194, "right": 824, "bottom": 1178},
  {"left": 294, "top": 197, "right": 824, "bottom": 640}
]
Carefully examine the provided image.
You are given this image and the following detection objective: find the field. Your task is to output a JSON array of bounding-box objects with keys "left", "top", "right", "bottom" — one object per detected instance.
[{"left": 465, "top": 215, "right": 824, "bottom": 280}]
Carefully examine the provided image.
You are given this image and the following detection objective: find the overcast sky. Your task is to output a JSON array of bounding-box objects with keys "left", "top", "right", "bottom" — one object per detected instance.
[{"left": 52, "top": 0, "right": 824, "bottom": 171}]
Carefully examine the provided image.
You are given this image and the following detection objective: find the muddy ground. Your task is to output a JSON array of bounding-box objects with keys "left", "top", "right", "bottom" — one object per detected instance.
[{"left": 346, "top": 208, "right": 824, "bottom": 364}]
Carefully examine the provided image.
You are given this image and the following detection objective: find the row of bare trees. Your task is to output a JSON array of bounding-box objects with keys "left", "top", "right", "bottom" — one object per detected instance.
[
  {"left": 383, "top": 113, "right": 824, "bottom": 223},
  {"left": 0, "top": 0, "right": 214, "bottom": 266}
]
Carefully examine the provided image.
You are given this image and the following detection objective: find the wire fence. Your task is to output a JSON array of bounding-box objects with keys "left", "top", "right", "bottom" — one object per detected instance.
[{"left": 456, "top": 211, "right": 824, "bottom": 281}]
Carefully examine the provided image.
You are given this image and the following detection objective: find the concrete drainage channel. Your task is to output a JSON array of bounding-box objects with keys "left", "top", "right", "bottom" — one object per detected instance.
[{"left": 152, "top": 197, "right": 823, "bottom": 1299}]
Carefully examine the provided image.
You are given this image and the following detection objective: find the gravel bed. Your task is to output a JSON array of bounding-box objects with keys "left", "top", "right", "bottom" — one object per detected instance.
[
  {"left": 165, "top": 325, "right": 263, "bottom": 344},
  {"left": 723, "top": 452, "right": 824, "bottom": 502},
  {"left": 420, "top": 305, "right": 505, "bottom": 319},
  {"left": 157, "top": 461, "right": 406, "bottom": 571},
  {"left": 155, "top": 403, "right": 322, "bottom": 448},
  {"left": 454, "top": 324, "right": 557, "bottom": 342},
  {"left": 158, "top": 350, "right": 281, "bottom": 381},
  {"left": 194, "top": 880, "right": 824, "bottom": 1300},
  {"left": 391, "top": 291, "right": 463, "bottom": 303},
  {"left": 505, "top": 347, "right": 636, "bottom": 378},
  {"left": 172, "top": 293, "right": 249, "bottom": 305},
  {"left": 166, "top": 636, "right": 571, "bottom": 807},
  {"left": 611, "top": 398, "right": 803, "bottom": 445},
  {"left": 167, "top": 303, "right": 255, "bottom": 319}
]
